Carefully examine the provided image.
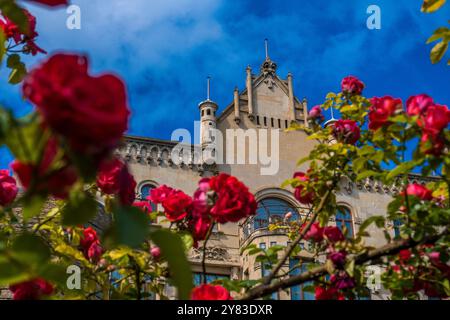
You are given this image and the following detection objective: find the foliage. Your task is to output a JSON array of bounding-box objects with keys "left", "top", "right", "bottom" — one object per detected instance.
[{"left": 0, "top": 0, "right": 449, "bottom": 301}]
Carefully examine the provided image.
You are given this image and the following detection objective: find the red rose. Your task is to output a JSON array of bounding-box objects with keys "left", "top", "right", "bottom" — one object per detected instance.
[
  {"left": 398, "top": 249, "right": 412, "bottom": 262},
  {"left": 405, "top": 184, "right": 433, "bottom": 201},
  {"left": 162, "top": 190, "right": 192, "bottom": 222},
  {"left": 368, "top": 96, "right": 402, "bottom": 131},
  {"left": 191, "top": 284, "right": 232, "bottom": 300},
  {"left": 406, "top": 94, "right": 434, "bottom": 116},
  {"left": 26, "top": 0, "right": 69, "bottom": 6},
  {"left": 118, "top": 168, "right": 137, "bottom": 206},
  {"left": 9, "top": 278, "right": 54, "bottom": 300},
  {"left": 303, "top": 222, "right": 324, "bottom": 242},
  {"left": 149, "top": 185, "right": 174, "bottom": 204},
  {"left": 332, "top": 119, "right": 360, "bottom": 145},
  {"left": 23, "top": 54, "right": 130, "bottom": 160},
  {"left": 189, "top": 215, "right": 212, "bottom": 247},
  {"left": 80, "top": 227, "right": 98, "bottom": 248},
  {"left": 80, "top": 227, "right": 103, "bottom": 262},
  {"left": 293, "top": 172, "right": 315, "bottom": 205},
  {"left": 96, "top": 158, "right": 136, "bottom": 205},
  {"left": 11, "top": 138, "right": 78, "bottom": 199},
  {"left": 87, "top": 241, "right": 103, "bottom": 263},
  {"left": 0, "top": 170, "right": 18, "bottom": 206},
  {"left": 324, "top": 226, "right": 345, "bottom": 243},
  {"left": 0, "top": 9, "right": 46, "bottom": 56},
  {"left": 209, "top": 173, "right": 257, "bottom": 224},
  {"left": 308, "top": 105, "right": 325, "bottom": 123},
  {"left": 315, "top": 286, "right": 345, "bottom": 300},
  {"left": 420, "top": 133, "right": 445, "bottom": 156},
  {"left": 418, "top": 104, "right": 450, "bottom": 138},
  {"left": 133, "top": 201, "right": 153, "bottom": 213},
  {"left": 341, "top": 76, "right": 365, "bottom": 96}
]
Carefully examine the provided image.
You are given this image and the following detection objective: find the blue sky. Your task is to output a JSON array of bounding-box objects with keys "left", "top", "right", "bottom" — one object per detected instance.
[{"left": 0, "top": 0, "right": 449, "bottom": 168}]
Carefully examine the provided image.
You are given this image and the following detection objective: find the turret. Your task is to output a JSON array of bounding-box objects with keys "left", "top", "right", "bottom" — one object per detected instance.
[{"left": 199, "top": 77, "right": 218, "bottom": 146}]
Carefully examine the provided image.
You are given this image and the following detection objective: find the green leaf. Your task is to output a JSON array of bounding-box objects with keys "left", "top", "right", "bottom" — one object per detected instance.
[
  {"left": 426, "top": 27, "right": 450, "bottom": 44},
  {"left": 0, "top": 1, "right": 28, "bottom": 33},
  {"left": 356, "top": 170, "right": 379, "bottom": 181},
  {"left": 421, "top": 0, "right": 446, "bottom": 13},
  {"left": 0, "top": 29, "right": 5, "bottom": 65},
  {"left": 104, "top": 205, "right": 150, "bottom": 248},
  {"left": 22, "top": 195, "right": 46, "bottom": 221},
  {"left": 358, "top": 216, "right": 385, "bottom": 235},
  {"left": 430, "top": 41, "right": 448, "bottom": 64},
  {"left": 62, "top": 191, "right": 98, "bottom": 226},
  {"left": 4, "top": 112, "right": 44, "bottom": 162},
  {"left": 179, "top": 232, "right": 194, "bottom": 251},
  {"left": 0, "top": 261, "right": 29, "bottom": 286},
  {"left": 386, "top": 160, "right": 423, "bottom": 181},
  {"left": 6, "top": 54, "right": 27, "bottom": 84},
  {"left": 11, "top": 233, "right": 51, "bottom": 266},
  {"left": 345, "top": 260, "right": 355, "bottom": 277},
  {"left": 150, "top": 229, "right": 193, "bottom": 300}
]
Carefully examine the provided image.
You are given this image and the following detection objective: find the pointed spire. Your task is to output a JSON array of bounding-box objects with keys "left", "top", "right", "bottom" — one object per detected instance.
[
  {"left": 206, "top": 76, "right": 211, "bottom": 101},
  {"left": 261, "top": 38, "right": 277, "bottom": 76},
  {"left": 265, "top": 38, "right": 269, "bottom": 60},
  {"left": 330, "top": 106, "right": 336, "bottom": 120}
]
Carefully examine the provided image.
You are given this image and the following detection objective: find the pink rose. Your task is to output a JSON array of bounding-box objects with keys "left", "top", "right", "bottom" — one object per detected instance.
[
  {"left": 341, "top": 76, "right": 365, "bottom": 96},
  {"left": 308, "top": 105, "right": 325, "bottom": 123},
  {"left": 0, "top": 170, "right": 18, "bottom": 206},
  {"left": 332, "top": 119, "right": 360, "bottom": 145},
  {"left": 406, "top": 94, "right": 434, "bottom": 116},
  {"left": 405, "top": 184, "right": 433, "bottom": 201}
]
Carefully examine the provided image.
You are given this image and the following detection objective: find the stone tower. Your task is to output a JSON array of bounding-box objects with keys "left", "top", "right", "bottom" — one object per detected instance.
[{"left": 198, "top": 77, "right": 218, "bottom": 146}]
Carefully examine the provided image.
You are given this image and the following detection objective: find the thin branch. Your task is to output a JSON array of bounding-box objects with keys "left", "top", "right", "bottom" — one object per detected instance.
[
  {"left": 240, "top": 230, "right": 448, "bottom": 300},
  {"left": 202, "top": 222, "right": 215, "bottom": 284}
]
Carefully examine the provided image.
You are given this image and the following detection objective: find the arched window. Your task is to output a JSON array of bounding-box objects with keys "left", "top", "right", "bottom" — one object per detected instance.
[
  {"left": 255, "top": 198, "right": 299, "bottom": 229},
  {"left": 139, "top": 183, "right": 157, "bottom": 211},
  {"left": 336, "top": 206, "right": 354, "bottom": 238}
]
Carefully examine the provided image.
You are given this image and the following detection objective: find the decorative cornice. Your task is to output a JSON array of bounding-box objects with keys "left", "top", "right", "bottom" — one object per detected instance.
[
  {"left": 189, "top": 247, "right": 238, "bottom": 263},
  {"left": 338, "top": 175, "right": 440, "bottom": 196},
  {"left": 116, "top": 136, "right": 218, "bottom": 176}
]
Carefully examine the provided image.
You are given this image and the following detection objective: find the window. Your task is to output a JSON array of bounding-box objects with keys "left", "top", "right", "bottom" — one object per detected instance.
[
  {"left": 261, "top": 263, "right": 278, "bottom": 300},
  {"left": 201, "top": 110, "right": 204, "bottom": 117},
  {"left": 290, "top": 259, "right": 315, "bottom": 300},
  {"left": 270, "top": 241, "right": 277, "bottom": 247},
  {"left": 278, "top": 119, "right": 281, "bottom": 128},
  {"left": 264, "top": 117, "right": 267, "bottom": 126},
  {"left": 255, "top": 198, "right": 299, "bottom": 229},
  {"left": 207, "top": 109, "right": 211, "bottom": 116},
  {"left": 285, "top": 120, "right": 288, "bottom": 128},
  {"left": 193, "top": 273, "right": 229, "bottom": 286},
  {"left": 393, "top": 219, "right": 403, "bottom": 239},
  {"left": 336, "top": 206, "right": 354, "bottom": 238},
  {"left": 259, "top": 242, "right": 266, "bottom": 250},
  {"left": 271, "top": 118, "right": 274, "bottom": 127},
  {"left": 257, "top": 116, "right": 260, "bottom": 125},
  {"left": 140, "top": 184, "right": 157, "bottom": 211}
]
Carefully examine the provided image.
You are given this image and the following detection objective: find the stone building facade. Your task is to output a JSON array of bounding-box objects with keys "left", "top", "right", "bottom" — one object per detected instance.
[{"left": 116, "top": 54, "right": 437, "bottom": 300}]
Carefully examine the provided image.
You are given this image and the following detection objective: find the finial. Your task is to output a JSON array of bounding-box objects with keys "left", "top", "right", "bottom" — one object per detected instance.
[
  {"left": 207, "top": 76, "right": 211, "bottom": 101},
  {"left": 330, "top": 106, "right": 336, "bottom": 120},
  {"left": 264, "top": 38, "right": 269, "bottom": 60}
]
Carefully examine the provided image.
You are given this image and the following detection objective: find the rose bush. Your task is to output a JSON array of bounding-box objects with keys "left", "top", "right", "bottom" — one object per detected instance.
[{"left": 0, "top": 2, "right": 449, "bottom": 302}]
